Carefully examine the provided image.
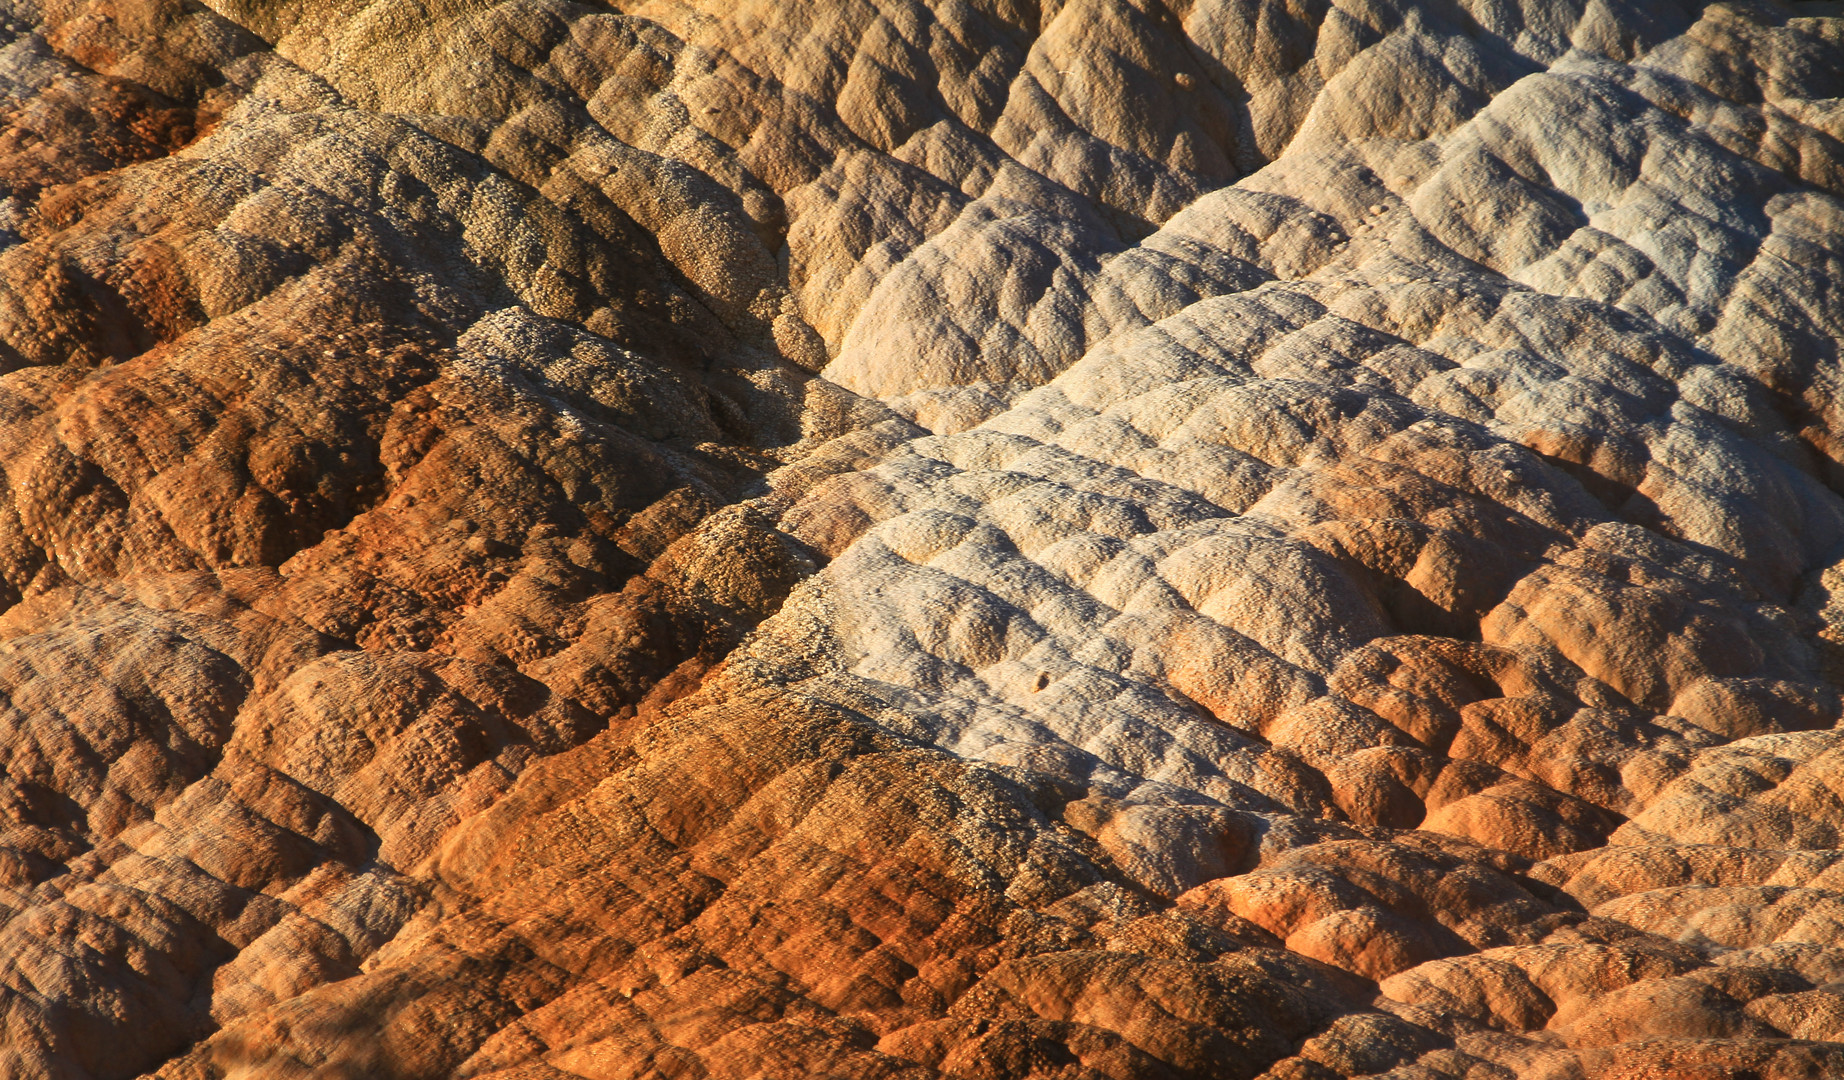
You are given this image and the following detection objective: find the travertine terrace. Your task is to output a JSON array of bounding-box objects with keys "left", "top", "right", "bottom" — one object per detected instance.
[{"left": 1, "top": 0, "right": 1843, "bottom": 1077}]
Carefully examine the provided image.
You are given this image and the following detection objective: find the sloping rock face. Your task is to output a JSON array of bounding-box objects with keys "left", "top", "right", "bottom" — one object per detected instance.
[{"left": 1, "top": 0, "right": 1844, "bottom": 1076}]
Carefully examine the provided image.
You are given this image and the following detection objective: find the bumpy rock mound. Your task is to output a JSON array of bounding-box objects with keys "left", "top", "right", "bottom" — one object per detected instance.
[{"left": 1, "top": 0, "right": 1843, "bottom": 1077}]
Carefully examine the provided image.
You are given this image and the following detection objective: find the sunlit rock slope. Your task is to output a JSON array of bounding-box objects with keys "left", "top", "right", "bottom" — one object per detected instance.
[{"left": 1, "top": 0, "right": 1844, "bottom": 1077}]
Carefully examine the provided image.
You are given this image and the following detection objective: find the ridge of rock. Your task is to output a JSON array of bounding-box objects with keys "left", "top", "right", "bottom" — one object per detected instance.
[{"left": 1, "top": 1, "right": 1843, "bottom": 1078}]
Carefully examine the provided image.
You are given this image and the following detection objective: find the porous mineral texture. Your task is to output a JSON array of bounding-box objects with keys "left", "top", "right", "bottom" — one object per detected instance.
[{"left": 1, "top": 0, "right": 1843, "bottom": 1077}]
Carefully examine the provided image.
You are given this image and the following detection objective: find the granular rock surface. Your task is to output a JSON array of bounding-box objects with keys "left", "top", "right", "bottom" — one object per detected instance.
[{"left": 0, "top": 0, "right": 1843, "bottom": 1077}]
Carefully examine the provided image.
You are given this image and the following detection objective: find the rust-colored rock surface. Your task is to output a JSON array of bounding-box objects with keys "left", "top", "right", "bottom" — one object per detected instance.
[{"left": 2, "top": 0, "right": 1844, "bottom": 1077}]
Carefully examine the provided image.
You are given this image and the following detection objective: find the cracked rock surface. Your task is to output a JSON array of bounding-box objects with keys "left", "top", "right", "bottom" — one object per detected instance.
[{"left": 1, "top": 0, "right": 1844, "bottom": 1077}]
